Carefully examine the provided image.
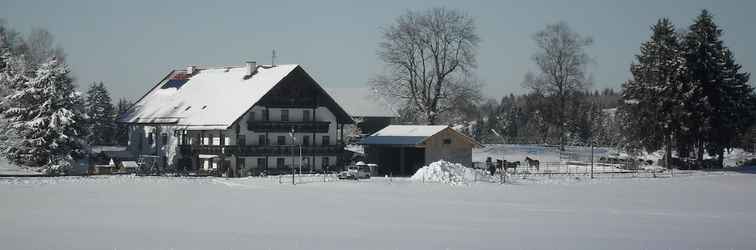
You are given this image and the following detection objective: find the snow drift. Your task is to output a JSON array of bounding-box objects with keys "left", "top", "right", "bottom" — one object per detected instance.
[{"left": 410, "top": 160, "right": 482, "bottom": 184}]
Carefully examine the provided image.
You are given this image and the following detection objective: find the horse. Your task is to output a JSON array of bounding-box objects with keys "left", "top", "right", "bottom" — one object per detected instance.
[{"left": 525, "top": 157, "right": 540, "bottom": 171}]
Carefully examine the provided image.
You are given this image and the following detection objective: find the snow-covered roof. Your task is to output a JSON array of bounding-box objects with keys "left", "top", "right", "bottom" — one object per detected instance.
[
  {"left": 326, "top": 87, "right": 398, "bottom": 117},
  {"left": 360, "top": 125, "right": 477, "bottom": 146},
  {"left": 372, "top": 125, "right": 448, "bottom": 137},
  {"left": 120, "top": 64, "right": 352, "bottom": 129}
]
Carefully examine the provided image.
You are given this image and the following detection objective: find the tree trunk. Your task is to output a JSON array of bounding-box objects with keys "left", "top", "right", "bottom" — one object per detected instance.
[
  {"left": 716, "top": 148, "right": 724, "bottom": 168},
  {"left": 559, "top": 93, "right": 565, "bottom": 151},
  {"left": 665, "top": 134, "right": 673, "bottom": 169},
  {"left": 696, "top": 139, "right": 704, "bottom": 168}
]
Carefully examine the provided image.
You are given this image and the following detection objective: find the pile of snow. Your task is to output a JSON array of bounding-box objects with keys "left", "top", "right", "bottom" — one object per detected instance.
[
  {"left": 410, "top": 160, "right": 482, "bottom": 185},
  {"left": 723, "top": 148, "right": 755, "bottom": 167}
]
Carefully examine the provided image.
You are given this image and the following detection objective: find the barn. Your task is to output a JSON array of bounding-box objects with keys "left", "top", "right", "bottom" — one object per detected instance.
[{"left": 360, "top": 125, "right": 482, "bottom": 176}]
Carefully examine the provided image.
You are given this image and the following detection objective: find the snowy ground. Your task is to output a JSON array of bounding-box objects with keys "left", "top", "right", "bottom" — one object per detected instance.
[
  {"left": 473, "top": 144, "right": 756, "bottom": 170},
  {"left": 0, "top": 158, "right": 40, "bottom": 176},
  {"left": 2, "top": 171, "right": 756, "bottom": 250}
]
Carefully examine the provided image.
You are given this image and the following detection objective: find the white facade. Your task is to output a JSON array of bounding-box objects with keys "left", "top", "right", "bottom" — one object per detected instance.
[{"left": 127, "top": 105, "right": 343, "bottom": 176}]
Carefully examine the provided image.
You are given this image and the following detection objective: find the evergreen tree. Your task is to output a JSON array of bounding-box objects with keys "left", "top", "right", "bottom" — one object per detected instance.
[
  {"left": 683, "top": 10, "right": 754, "bottom": 167},
  {"left": 0, "top": 28, "right": 31, "bottom": 161},
  {"left": 621, "top": 18, "right": 686, "bottom": 167},
  {"left": 86, "top": 82, "right": 115, "bottom": 145},
  {"left": 114, "top": 98, "right": 133, "bottom": 146},
  {"left": 2, "top": 58, "right": 88, "bottom": 173}
]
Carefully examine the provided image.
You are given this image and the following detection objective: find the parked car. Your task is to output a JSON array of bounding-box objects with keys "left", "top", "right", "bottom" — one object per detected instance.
[{"left": 337, "top": 162, "right": 371, "bottom": 179}]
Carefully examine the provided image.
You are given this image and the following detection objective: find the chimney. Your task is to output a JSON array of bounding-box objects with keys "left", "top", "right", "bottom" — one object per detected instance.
[
  {"left": 186, "top": 66, "right": 195, "bottom": 75},
  {"left": 245, "top": 61, "right": 257, "bottom": 77}
]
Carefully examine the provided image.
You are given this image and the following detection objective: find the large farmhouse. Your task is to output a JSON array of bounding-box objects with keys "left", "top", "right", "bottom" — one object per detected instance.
[{"left": 119, "top": 62, "right": 354, "bottom": 177}]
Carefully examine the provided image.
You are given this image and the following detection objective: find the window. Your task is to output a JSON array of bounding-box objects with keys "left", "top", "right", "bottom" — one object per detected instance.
[
  {"left": 212, "top": 136, "right": 221, "bottom": 145},
  {"left": 443, "top": 138, "right": 452, "bottom": 145},
  {"left": 276, "top": 158, "right": 285, "bottom": 168},
  {"left": 262, "top": 109, "right": 269, "bottom": 121},
  {"left": 257, "top": 158, "right": 267, "bottom": 169},
  {"left": 258, "top": 135, "right": 267, "bottom": 145},
  {"left": 161, "top": 133, "right": 168, "bottom": 145},
  {"left": 147, "top": 132, "right": 154, "bottom": 145},
  {"left": 322, "top": 157, "right": 330, "bottom": 168},
  {"left": 303, "top": 110, "right": 311, "bottom": 121},
  {"left": 303, "top": 135, "right": 310, "bottom": 146},
  {"left": 237, "top": 135, "right": 246, "bottom": 146},
  {"left": 322, "top": 136, "right": 330, "bottom": 146},
  {"left": 204, "top": 134, "right": 212, "bottom": 145},
  {"left": 277, "top": 136, "right": 286, "bottom": 145},
  {"left": 281, "top": 109, "right": 289, "bottom": 121},
  {"left": 249, "top": 111, "right": 256, "bottom": 121}
]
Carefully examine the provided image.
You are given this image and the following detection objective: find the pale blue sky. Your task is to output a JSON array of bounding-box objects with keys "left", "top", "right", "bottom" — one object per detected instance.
[{"left": 1, "top": 0, "right": 753, "bottom": 101}]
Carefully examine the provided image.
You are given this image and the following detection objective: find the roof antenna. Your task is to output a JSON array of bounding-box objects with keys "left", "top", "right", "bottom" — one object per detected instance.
[{"left": 272, "top": 49, "right": 277, "bottom": 66}]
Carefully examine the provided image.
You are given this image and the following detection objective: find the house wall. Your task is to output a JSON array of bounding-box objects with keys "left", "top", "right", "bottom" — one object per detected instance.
[
  {"left": 126, "top": 104, "right": 342, "bottom": 174},
  {"left": 127, "top": 125, "right": 181, "bottom": 168},
  {"left": 421, "top": 128, "right": 474, "bottom": 167},
  {"left": 233, "top": 105, "right": 338, "bottom": 146}
]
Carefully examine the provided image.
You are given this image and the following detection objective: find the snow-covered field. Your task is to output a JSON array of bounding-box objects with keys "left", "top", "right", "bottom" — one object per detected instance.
[
  {"left": 2, "top": 171, "right": 756, "bottom": 250},
  {"left": 473, "top": 144, "right": 756, "bottom": 171},
  {"left": 0, "top": 159, "right": 39, "bottom": 176}
]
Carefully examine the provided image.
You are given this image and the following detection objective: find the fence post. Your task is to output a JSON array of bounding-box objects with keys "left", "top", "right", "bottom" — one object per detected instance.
[{"left": 590, "top": 142, "right": 594, "bottom": 179}]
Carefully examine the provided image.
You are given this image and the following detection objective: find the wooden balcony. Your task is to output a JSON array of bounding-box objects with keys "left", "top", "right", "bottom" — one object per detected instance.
[
  {"left": 247, "top": 121, "right": 330, "bottom": 133},
  {"left": 179, "top": 144, "right": 345, "bottom": 157}
]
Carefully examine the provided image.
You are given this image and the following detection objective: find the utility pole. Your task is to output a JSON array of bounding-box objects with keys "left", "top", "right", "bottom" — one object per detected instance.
[
  {"left": 590, "top": 140, "right": 594, "bottom": 179},
  {"left": 290, "top": 127, "right": 295, "bottom": 185}
]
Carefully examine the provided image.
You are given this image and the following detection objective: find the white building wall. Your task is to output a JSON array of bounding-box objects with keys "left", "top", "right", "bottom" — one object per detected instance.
[
  {"left": 127, "top": 125, "right": 182, "bottom": 168},
  {"left": 126, "top": 105, "right": 343, "bottom": 172},
  {"left": 236, "top": 105, "right": 339, "bottom": 146}
]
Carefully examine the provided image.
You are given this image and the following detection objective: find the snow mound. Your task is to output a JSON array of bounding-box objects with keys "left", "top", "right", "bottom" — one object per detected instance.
[{"left": 411, "top": 160, "right": 481, "bottom": 185}]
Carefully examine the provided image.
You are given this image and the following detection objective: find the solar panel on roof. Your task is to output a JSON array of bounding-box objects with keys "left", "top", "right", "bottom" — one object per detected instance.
[{"left": 162, "top": 79, "right": 188, "bottom": 89}]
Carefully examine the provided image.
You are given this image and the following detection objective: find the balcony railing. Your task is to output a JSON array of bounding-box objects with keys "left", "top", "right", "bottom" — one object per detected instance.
[
  {"left": 179, "top": 144, "right": 344, "bottom": 157},
  {"left": 247, "top": 121, "right": 330, "bottom": 133}
]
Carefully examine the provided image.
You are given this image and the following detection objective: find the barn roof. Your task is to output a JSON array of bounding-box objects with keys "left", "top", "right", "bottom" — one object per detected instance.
[
  {"left": 326, "top": 87, "right": 399, "bottom": 118},
  {"left": 119, "top": 64, "right": 352, "bottom": 129},
  {"left": 359, "top": 125, "right": 482, "bottom": 147}
]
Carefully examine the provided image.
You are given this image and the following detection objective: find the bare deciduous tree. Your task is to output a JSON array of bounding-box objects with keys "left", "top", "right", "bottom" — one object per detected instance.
[
  {"left": 20, "top": 28, "right": 66, "bottom": 66},
  {"left": 523, "top": 21, "right": 593, "bottom": 150},
  {"left": 371, "top": 7, "right": 481, "bottom": 125}
]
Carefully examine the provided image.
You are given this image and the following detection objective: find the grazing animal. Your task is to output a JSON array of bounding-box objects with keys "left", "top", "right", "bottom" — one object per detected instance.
[{"left": 525, "top": 157, "right": 540, "bottom": 171}]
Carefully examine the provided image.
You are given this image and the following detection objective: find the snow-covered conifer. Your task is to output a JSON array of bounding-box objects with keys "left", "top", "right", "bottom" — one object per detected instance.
[
  {"left": 86, "top": 82, "right": 115, "bottom": 145},
  {"left": 114, "top": 98, "right": 133, "bottom": 146},
  {"left": 2, "top": 58, "right": 88, "bottom": 173},
  {"left": 682, "top": 10, "right": 754, "bottom": 167},
  {"left": 621, "top": 18, "right": 686, "bottom": 166}
]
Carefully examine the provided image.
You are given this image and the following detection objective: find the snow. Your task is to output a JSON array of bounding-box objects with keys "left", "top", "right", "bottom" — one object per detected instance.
[
  {"left": 360, "top": 125, "right": 449, "bottom": 145},
  {"left": 722, "top": 148, "right": 753, "bottom": 167},
  {"left": 90, "top": 145, "right": 127, "bottom": 153},
  {"left": 0, "top": 159, "right": 39, "bottom": 175},
  {"left": 372, "top": 125, "right": 449, "bottom": 137},
  {"left": 474, "top": 144, "right": 755, "bottom": 169},
  {"left": 410, "top": 160, "right": 484, "bottom": 185},
  {"left": 2, "top": 172, "right": 756, "bottom": 249},
  {"left": 120, "top": 64, "right": 299, "bottom": 128}
]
